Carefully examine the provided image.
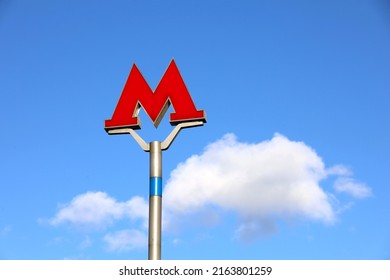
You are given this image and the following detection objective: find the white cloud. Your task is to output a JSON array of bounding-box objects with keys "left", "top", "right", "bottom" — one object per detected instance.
[
  {"left": 103, "top": 230, "right": 147, "bottom": 252},
  {"left": 326, "top": 164, "right": 352, "bottom": 176},
  {"left": 163, "top": 133, "right": 371, "bottom": 241},
  {"left": 334, "top": 177, "right": 372, "bottom": 198},
  {"left": 49, "top": 192, "right": 148, "bottom": 230},
  {"left": 46, "top": 133, "right": 371, "bottom": 246},
  {"left": 164, "top": 133, "right": 333, "bottom": 220}
]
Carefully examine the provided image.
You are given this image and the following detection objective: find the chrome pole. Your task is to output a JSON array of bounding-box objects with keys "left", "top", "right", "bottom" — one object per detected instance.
[
  {"left": 148, "top": 141, "right": 162, "bottom": 260},
  {"left": 106, "top": 122, "right": 204, "bottom": 260}
]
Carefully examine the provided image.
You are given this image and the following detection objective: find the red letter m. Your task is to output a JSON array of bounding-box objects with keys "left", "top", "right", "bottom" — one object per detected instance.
[{"left": 105, "top": 60, "right": 206, "bottom": 131}]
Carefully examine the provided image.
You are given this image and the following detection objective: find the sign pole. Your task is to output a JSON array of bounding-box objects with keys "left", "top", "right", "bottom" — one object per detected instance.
[
  {"left": 105, "top": 60, "right": 206, "bottom": 260},
  {"left": 106, "top": 122, "right": 204, "bottom": 259},
  {"left": 149, "top": 141, "right": 162, "bottom": 260}
]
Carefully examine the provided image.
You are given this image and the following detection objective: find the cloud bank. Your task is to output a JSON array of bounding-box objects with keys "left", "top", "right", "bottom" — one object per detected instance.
[
  {"left": 49, "top": 192, "right": 148, "bottom": 230},
  {"left": 46, "top": 133, "right": 371, "bottom": 249},
  {"left": 163, "top": 133, "right": 371, "bottom": 241},
  {"left": 165, "top": 133, "right": 333, "bottom": 222}
]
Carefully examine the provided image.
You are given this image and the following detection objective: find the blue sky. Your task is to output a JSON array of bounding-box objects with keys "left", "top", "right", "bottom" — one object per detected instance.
[{"left": 0, "top": 0, "right": 389, "bottom": 260}]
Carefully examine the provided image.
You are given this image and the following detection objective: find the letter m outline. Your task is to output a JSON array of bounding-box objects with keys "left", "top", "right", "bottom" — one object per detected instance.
[{"left": 105, "top": 60, "right": 206, "bottom": 131}]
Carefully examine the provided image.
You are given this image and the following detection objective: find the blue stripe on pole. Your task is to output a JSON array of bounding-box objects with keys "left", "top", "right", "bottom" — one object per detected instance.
[{"left": 150, "top": 177, "right": 162, "bottom": 196}]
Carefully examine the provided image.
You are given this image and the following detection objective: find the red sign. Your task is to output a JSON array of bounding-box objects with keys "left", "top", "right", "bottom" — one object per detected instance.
[{"left": 105, "top": 60, "right": 206, "bottom": 131}]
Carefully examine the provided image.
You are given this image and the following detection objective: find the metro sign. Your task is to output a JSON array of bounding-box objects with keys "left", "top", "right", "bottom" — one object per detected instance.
[
  {"left": 105, "top": 60, "right": 206, "bottom": 260},
  {"left": 105, "top": 60, "right": 206, "bottom": 132}
]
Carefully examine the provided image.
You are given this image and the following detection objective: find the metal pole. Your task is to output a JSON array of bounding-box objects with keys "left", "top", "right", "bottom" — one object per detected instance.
[
  {"left": 148, "top": 141, "right": 162, "bottom": 260},
  {"left": 106, "top": 122, "right": 204, "bottom": 260}
]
